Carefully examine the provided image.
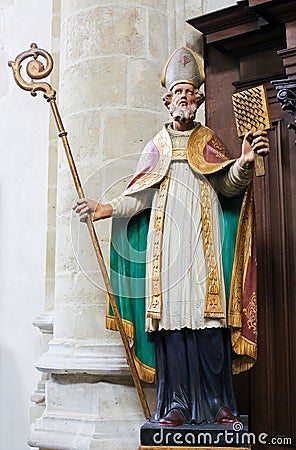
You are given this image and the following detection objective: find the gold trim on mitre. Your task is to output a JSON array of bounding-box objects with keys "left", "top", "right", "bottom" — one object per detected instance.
[
  {"left": 161, "top": 46, "right": 205, "bottom": 91},
  {"left": 187, "top": 125, "right": 235, "bottom": 175}
]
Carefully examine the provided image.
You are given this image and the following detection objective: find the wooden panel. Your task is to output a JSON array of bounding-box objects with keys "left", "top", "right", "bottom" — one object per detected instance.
[
  {"left": 251, "top": 119, "right": 291, "bottom": 439},
  {"left": 205, "top": 45, "right": 240, "bottom": 155}
]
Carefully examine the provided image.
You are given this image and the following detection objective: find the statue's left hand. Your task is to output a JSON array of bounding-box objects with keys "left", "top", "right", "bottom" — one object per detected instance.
[{"left": 238, "top": 130, "right": 270, "bottom": 168}]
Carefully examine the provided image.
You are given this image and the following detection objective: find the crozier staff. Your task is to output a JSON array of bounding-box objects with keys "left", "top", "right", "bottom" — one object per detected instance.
[{"left": 73, "top": 47, "right": 270, "bottom": 425}]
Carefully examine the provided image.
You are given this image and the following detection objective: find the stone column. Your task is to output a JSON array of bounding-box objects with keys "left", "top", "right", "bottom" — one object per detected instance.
[{"left": 29, "top": 1, "right": 203, "bottom": 449}]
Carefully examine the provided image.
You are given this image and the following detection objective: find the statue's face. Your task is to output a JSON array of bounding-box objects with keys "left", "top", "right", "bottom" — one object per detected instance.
[
  {"left": 168, "top": 83, "right": 197, "bottom": 125},
  {"left": 170, "top": 83, "right": 197, "bottom": 111}
]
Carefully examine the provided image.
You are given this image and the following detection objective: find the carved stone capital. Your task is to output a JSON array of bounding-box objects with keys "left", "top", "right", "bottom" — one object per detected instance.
[{"left": 271, "top": 78, "right": 296, "bottom": 137}]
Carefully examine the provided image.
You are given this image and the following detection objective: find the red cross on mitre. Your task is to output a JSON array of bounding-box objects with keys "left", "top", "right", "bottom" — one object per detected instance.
[{"left": 179, "top": 55, "right": 190, "bottom": 66}]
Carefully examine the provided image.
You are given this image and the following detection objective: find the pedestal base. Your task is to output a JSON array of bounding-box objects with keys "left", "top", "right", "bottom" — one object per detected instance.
[
  {"left": 139, "top": 416, "right": 251, "bottom": 449},
  {"left": 29, "top": 378, "right": 156, "bottom": 450}
]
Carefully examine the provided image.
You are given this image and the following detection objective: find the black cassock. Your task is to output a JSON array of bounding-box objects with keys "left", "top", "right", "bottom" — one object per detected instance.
[{"left": 153, "top": 327, "right": 237, "bottom": 424}]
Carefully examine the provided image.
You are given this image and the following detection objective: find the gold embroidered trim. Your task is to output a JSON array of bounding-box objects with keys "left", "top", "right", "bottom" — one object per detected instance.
[
  {"left": 231, "top": 329, "right": 257, "bottom": 375},
  {"left": 227, "top": 185, "right": 257, "bottom": 374},
  {"left": 123, "top": 128, "right": 171, "bottom": 195},
  {"left": 106, "top": 314, "right": 135, "bottom": 341},
  {"left": 146, "top": 176, "right": 170, "bottom": 319},
  {"left": 172, "top": 148, "right": 187, "bottom": 160},
  {"left": 243, "top": 291, "right": 258, "bottom": 338},
  {"left": 106, "top": 314, "right": 156, "bottom": 384},
  {"left": 228, "top": 186, "right": 254, "bottom": 327},
  {"left": 123, "top": 124, "right": 235, "bottom": 197},
  {"left": 210, "top": 135, "right": 229, "bottom": 158},
  {"left": 232, "top": 354, "right": 256, "bottom": 375},
  {"left": 199, "top": 179, "right": 225, "bottom": 319},
  {"left": 187, "top": 125, "right": 235, "bottom": 174},
  {"left": 134, "top": 352, "right": 156, "bottom": 384}
]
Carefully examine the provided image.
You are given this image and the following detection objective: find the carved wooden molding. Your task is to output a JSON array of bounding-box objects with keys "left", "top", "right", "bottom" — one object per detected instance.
[
  {"left": 187, "top": 0, "right": 287, "bottom": 54},
  {"left": 271, "top": 78, "right": 296, "bottom": 137}
]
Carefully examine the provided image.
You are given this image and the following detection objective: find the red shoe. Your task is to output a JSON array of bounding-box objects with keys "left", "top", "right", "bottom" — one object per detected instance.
[
  {"left": 159, "top": 408, "right": 186, "bottom": 426},
  {"left": 215, "top": 407, "right": 241, "bottom": 424}
]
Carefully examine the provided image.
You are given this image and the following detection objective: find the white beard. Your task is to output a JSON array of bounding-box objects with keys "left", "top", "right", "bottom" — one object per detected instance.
[{"left": 169, "top": 103, "right": 197, "bottom": 123}]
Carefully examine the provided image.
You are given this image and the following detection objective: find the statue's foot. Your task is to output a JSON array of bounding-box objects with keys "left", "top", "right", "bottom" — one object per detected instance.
[
  {"left": 159, "top": 408, "right": 186, "bottom": 426},
  {"left": 215, "top": 407, "right": 241, "bottom": 424}
]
